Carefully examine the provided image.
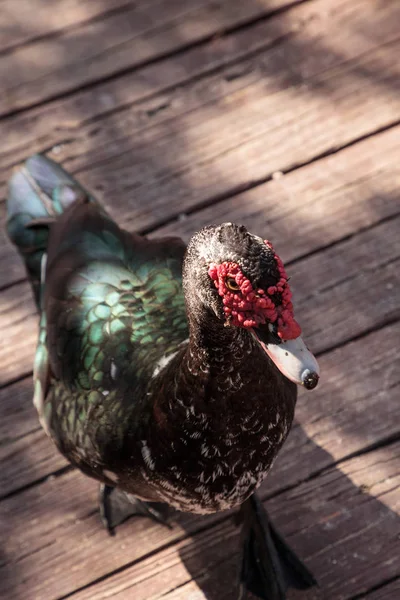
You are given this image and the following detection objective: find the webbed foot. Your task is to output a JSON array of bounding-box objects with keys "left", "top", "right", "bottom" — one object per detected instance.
[
  {"left": 238, "top": 494, "right": 317, "bottom": 599},
  {"left": 99, "top": 484, "right": 171, "bottom": 536}
]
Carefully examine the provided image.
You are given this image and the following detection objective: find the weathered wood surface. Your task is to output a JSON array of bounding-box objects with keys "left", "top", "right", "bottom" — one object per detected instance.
[
  {"left": 0, "top": 0, "right": 399, "bottom": 598},
  {"left": 1, "top": 0, "right": 308, "bottom": 117},
  {"left": 0, "top": 0, "right": 398, "bottom": 179},
  {"left": 366, "top": 580, "right": 400, "bottom": 600},
  {"left": 1, "top": 0, "right": 399, "bottom": 283},
  {"left": 1, "top": 0, "right": 397, "bottom": 158},
  {"left": 1, "top": 0, "right": 399, "bottom": 291},
  {"left": 0, "top": 0, "right": 138, "bottom": 52}
]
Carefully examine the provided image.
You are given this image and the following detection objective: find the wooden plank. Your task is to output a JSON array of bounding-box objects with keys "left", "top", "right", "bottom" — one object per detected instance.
[
  {"left": 290, "top": 218, "right": 400, "bottom": 351},
  {"left": 366, "top": 580, "right": 400, "bottom": 600},
  {"left": 0, "top": 468, "right": 215, "bottom": 600},
  {"left": 0, "top": 0, "right": 398, "bottom": 292},
  {"left": 1, "top": 94, "right": 399, "bottom": 289},
  {"left": 1, "top": 0, "right": 397, "bottom": 173},
  {"left": 0, "top": 0, "right": 305, "bottom": 117},
  {"left": 0, "top": 378, "right": 37, "bottom": 444},
  {"left": 155, "top": 125, "right": 400, "bottom": 257},
  {"left": 0, "top": 378, "right": 67, "bottom": 499},
  {"left": 1, "top": 417, "right": 398, "bottom": 599},
  {"left": 74, "top": 521, "right": 241, "bottom": 600},
  {"left": 0, "top": 0, "right": 139, "bottom": 52},
  {"left": 0, "top": 0, "right": 304, "bottom": 167},
  {"left": 64, "top": 37, "right": 400, "bottom": 230},
  {"left": 0, "top": 429, "right": 67, "bottom": 500},
  {"left": 0, "top": 0, "right": 398, "bottom": 193},
  {"left": 0, "top": 378, "right": 69, "bottom": 499},
  {"left": 0, "top": 282, "right": 37, "bottom": 386}
]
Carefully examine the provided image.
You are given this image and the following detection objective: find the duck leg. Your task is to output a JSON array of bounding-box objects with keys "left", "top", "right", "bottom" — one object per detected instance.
[
  {"left": 99, "top": 484, "right": 171, "bottom": 535},
  {"left": 238, "top": 494, "right": 316, "bottom": 600}
]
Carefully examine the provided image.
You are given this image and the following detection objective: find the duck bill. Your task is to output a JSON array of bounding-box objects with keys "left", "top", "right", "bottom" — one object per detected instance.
[{"left": 252, "top": 328, "right": 320, "bottom": 390}]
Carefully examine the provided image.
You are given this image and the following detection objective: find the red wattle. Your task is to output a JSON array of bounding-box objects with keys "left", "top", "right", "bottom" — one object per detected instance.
[{"left": 208, "top": 241, "right": 301, "bottom": 340}]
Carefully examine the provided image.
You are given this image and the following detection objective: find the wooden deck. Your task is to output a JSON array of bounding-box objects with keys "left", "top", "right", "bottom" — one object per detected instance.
[{"left": 1, "top": 0, "right": 399, "bottom": 598}]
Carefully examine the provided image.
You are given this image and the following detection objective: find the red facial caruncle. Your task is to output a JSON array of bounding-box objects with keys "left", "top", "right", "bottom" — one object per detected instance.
[{"left": 208, "top": 240, "right": 301, "bottom": 340}]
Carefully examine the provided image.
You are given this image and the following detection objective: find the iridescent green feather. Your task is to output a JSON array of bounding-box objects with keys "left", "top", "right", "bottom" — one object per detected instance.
[{"left": 7, "top": 155, "right": 188, "bottom": 465}]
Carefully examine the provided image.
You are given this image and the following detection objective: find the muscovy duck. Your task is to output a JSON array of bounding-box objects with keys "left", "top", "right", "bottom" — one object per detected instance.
[{"left": 6, "top": 155, "right": 319, "bottom": 599}]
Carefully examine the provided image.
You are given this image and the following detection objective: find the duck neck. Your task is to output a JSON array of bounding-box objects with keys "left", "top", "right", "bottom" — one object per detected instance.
[
  {"left": 179, "top": 256, "right": 270, "bottom": 408},
  {"left": 180, "top": 291, "right": 259, "bottom": 404},
  {"left": 187, "top": 309, "right": 247, "bottom": 370}
]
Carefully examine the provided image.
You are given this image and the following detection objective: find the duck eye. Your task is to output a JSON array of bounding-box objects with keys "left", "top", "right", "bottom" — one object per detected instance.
[{"left": 226, "top": 277, "right": 241, "bottom": 292}]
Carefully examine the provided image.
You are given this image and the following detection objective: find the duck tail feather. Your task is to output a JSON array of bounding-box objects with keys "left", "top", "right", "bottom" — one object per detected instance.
[{"left": 6, "top": 154, "right": 97, "bottom": 307}]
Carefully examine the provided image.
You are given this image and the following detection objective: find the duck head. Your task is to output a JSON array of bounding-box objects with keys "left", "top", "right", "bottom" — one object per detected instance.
[{"left": 183, "top": 223, "right": 320, "bottom": 390}]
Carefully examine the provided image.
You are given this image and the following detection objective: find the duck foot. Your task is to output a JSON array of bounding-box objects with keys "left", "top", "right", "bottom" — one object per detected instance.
[
  {"left": 99, "top": 484, "right": 171, "bottom": 536},
  {"left": 238, "top": 494, "right": 317, "bottom": 600}
]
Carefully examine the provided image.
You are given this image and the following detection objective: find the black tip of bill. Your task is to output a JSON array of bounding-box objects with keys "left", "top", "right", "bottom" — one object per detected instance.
[{"left": 302, "top": 370, "right": 319, "bottom": 390}]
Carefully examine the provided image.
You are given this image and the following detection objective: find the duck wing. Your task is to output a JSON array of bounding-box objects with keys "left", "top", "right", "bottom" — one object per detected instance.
[
  {"left": 7, "top": 155, "right": 188, "bottom": 455},
  {"left": 44, "top": 196, "right": 188, "bottom": 394}
]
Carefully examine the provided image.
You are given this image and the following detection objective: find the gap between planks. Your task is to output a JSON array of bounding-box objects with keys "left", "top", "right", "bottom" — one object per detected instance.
[
  {"left": 139, "top": 118, "right": 400, "bottom": 237},
  {"left": 0, "top": 0, "right": 311, "bottom": 119},
  {"left": 0, "top": 1, "right": 398, "bottom": 274},
  {"left": 349, "top": 576, "right": 400, "bottom": 600},
  {"left": 0, "top": 0, "right": 398, "bottom": 181},
  {"left": 0, "top": 1, "right": 141, "bottom": 56}
]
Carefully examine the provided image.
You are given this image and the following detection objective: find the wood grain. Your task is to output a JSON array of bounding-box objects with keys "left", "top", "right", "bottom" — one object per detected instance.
[
  {"left": 0, "top": 0, "right": 138, "bottom": 52},
  {"left": 0, "top": 281, "right": 37, "bottom": 385},
  {"left": 0, "top": 374, "right": 69, "bottom": 500},
  {"left": 67, "top": 37, "right": 400, "bottom": 231},
  {"left": 365, "top": 579, "right": 400, "bottom": 600},
  {"left": 0, "top": 0, "right": 398, "bottom": 218},
  {"left": 1, "top": 0, "right": 398, "bottom": 170},
  {"left": 0, "top": 426, "right": 68, "bottom": 500},
  {"left": 2, "top": 104, "right": 400, "bottom": 286},
  {"left": 0, "top": 0, "right": 361, "bottom": 288},
  {"left": 155, "top": 125, "right": 400, "bottom": 254},
  {"left": 0, "top": 378, "right": 36, "bottom": 444},
  {"left": 0, "top": 0, "right": 307, "bottom": 117}
]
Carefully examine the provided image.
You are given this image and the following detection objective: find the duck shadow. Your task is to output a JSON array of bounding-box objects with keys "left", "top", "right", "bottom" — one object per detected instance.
[{"left": 172, "top": 421, "right": 399, "bottom": 600}]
